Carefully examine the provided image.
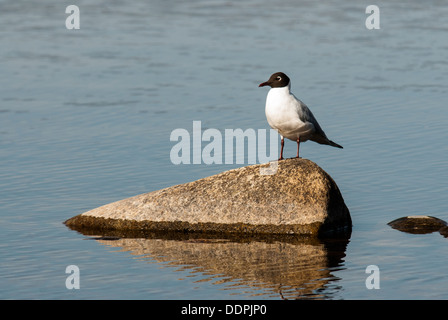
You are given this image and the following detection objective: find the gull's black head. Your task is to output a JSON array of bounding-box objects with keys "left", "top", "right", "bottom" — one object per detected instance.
[{"left": 259, "top": 72, "right": 290, "bottom": 88}]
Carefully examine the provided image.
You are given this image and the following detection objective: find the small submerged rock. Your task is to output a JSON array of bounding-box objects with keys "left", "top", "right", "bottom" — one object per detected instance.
[
  {"left": 65, "top": 158, "right": 351, "bottom": 237},
  {"left": 438, "top": 226, "right": 448, "bottom": 238},
  {"left": 388, "top": 215, "right": 447, "bottom": 235}
]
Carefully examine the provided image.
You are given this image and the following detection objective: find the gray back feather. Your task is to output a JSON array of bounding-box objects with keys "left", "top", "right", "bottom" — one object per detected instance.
[{"left": 297, "top": 101, "right": 328, "bottom": 139}]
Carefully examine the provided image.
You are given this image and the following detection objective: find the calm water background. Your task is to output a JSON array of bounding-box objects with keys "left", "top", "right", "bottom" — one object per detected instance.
[{"left": 1, "top": 0, "right": 447, "bottom": 299}]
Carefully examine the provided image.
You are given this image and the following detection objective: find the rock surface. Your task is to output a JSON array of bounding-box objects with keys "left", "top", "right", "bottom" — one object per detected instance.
[{"left": 65, "top": 158, "right": 351, "bottom": 237}]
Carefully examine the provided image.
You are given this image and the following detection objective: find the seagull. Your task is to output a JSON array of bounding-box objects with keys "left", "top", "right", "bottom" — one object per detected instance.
[{"left": 259, "top": 72, "right": 343, "bottom": 160}]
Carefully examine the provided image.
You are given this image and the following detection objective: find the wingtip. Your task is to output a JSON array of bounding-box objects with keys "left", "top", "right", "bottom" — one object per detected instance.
[{"left": 330, "top": 141, "right": 343, "bottom": 149}]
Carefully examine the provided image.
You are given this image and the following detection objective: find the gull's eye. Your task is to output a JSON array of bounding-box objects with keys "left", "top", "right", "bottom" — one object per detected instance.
[{"left": 276, "top": 76, "right": 282, "bottom": 81}]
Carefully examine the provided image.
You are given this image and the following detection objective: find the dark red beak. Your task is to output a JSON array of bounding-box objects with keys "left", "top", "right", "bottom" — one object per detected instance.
[{"left": 259, "top": 81, "right": 269, "bottom": 87}]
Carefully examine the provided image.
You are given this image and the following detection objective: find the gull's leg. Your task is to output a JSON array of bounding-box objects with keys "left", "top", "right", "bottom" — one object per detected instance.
[
  {"left": 296, "top": 137, "right": 301, "bottom": 158},
  {"left": 279, "top": 136, "right": 284, "bottom": 160}
]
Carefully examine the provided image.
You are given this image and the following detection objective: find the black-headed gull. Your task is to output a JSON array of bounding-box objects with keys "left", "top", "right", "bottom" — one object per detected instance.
[{"left": 259, "top": 72, "right": 343, "bottom": 160}]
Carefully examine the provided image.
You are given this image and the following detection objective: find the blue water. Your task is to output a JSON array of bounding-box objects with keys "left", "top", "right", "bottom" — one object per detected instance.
[{"left": 1, "top": 0, "right": 448, "bottom": 299}]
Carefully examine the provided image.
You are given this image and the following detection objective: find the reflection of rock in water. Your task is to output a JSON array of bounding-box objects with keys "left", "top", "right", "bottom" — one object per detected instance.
[{"left": 95, "top": 235, "right": 349, "bottom": 299}]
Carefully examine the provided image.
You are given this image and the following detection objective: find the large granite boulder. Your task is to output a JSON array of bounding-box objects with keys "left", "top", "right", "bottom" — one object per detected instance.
[{"left": 65, "top": 158, "right": 351, "bottom": 237}]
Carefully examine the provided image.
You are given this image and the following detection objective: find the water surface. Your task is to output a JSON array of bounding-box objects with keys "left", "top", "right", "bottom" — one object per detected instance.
[{"left": 1, "top": 0, "right": 447, "bottom": 299}]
